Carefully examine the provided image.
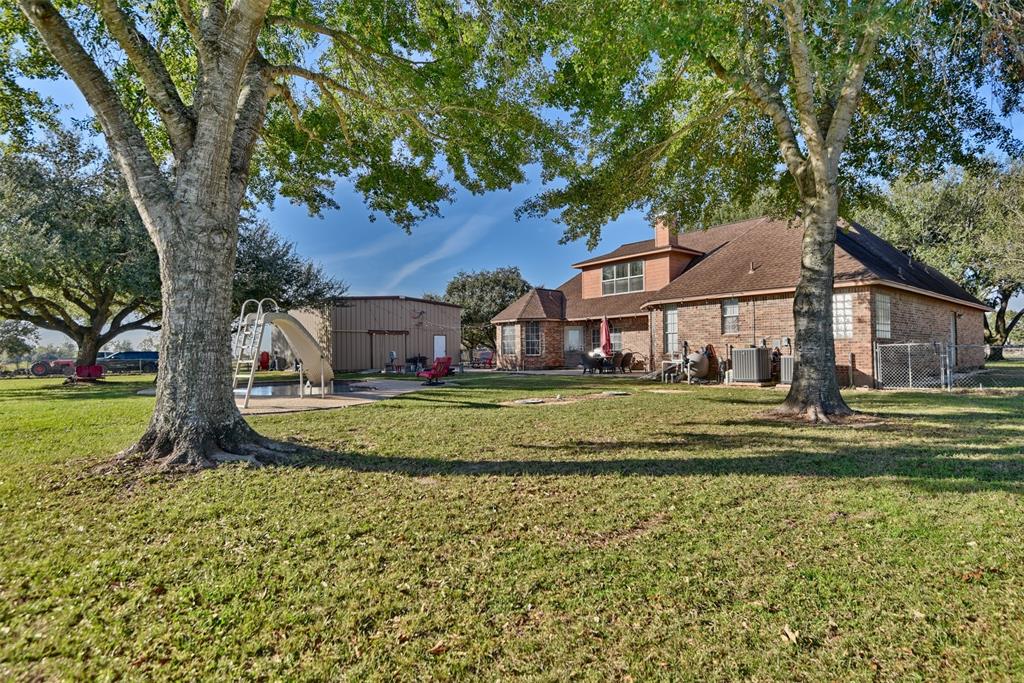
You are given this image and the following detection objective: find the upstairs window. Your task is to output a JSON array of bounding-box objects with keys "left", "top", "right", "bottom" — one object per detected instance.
[
  {"left": 524, "top": 321, "right": 541, "bottom": 356},
  {"left": 500, "top": 325, "right": 516, "bottom": 355},
  {"left": 875, "top": 293, "right": 891, "bottom": 339},
  {"left": 833, "top": 293, "right": 853, "bottom": 339},
  {"left": 602, "top": 260, "right": 644, "bottom": 295},
  {"left": 722, "top": 298, "right": 740, "bottom": 334}
]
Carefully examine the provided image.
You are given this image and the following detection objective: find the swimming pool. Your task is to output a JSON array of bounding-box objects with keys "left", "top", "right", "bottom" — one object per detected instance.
[{"left": 232, "top": 381, "right": 364, "bottom": 398}]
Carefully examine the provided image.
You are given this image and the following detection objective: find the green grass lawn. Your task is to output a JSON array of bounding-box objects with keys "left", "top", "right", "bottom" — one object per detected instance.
[{"left": 1, "top": 374, "right": 1023, "bottom": 680}]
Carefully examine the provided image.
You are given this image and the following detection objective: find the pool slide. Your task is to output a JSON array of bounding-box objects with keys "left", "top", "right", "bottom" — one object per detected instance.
[{"left": 260, "top": 312, "right": 334, "bottom": 381}]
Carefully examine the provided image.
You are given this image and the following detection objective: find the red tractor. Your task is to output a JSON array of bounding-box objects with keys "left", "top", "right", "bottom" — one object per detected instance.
[{"left": 29, "top": 359, "right": 76, "bottom": 377}]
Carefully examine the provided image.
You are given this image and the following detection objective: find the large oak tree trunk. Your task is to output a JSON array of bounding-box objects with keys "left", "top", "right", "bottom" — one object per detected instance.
[
  {"left": 75, "top": 332, "right": 100, "bottom": 367},
  {"left": 124, "top": 209, "right": 264, "bottom": 468},
  {"left": 776, "top": 194, "right": 853, "bottom": 422}
]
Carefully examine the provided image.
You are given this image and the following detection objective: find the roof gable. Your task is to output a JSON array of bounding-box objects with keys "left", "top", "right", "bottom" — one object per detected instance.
[{"left": 491, "top": 288, "right": 565, "bottom": 322}]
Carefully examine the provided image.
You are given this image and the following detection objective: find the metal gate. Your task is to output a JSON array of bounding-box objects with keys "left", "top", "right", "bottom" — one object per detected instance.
[{"left": 874, "top": 342, "right": 1024, "bottom": 391}]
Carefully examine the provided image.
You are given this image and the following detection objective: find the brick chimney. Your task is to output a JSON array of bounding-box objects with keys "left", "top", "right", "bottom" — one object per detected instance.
[{"left": 654, "top": 216, "right": 678, "bottom": 248}]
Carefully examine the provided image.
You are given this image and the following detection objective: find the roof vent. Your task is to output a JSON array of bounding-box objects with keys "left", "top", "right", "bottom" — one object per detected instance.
[{"left": 748, "top": 260, "right": 758, "bottom": 274}]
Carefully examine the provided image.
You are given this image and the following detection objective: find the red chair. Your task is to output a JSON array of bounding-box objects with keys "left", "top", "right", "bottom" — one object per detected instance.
[{"left": 417, "top": 356, "right": 451, "bottom": 385}]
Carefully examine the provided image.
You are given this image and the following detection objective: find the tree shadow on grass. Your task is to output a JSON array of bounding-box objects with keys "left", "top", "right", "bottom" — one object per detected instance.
[{"left": 283, "top": 435, "right": 1024, "bottom": 496}]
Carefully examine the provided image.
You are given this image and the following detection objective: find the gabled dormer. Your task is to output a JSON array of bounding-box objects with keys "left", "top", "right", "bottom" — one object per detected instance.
[{"left": 571, "top": 221, "right": 703, "bottom": 299}]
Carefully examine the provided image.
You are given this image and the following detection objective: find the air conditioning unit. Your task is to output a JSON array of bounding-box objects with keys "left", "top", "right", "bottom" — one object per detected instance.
[
  {"left": 780, "top": 355, "right": 794, "bottom": 384},
  {"left": 732, "top": 347, "right": 771, "bottom": 382}
]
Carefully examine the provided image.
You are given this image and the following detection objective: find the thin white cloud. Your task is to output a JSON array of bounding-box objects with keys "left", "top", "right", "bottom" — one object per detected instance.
[
  {"left": 383, "top": 214, "right": 495, "bottom": 291},
  {"left": 321, "top": 234, "right": 404, "bottom": 264}
]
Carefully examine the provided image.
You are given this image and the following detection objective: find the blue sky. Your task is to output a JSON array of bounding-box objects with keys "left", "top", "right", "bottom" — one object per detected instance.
[{"left": 27, "top": 77, "right": 1024, "bottom": 346}]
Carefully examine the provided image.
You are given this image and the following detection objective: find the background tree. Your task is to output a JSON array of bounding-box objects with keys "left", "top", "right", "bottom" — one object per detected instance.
[
  {"left": 3, "top": 0, "right": 548, "bottom": 468},
  {"left": 436, "top": 267, "right": 532, "bottom": 351},
  {"left": 104, "top": 339, "right": 134, "bottom": 355},
  {"left": 861, "top": 162, "right": 1024, "bottom": 357},
  {"left": 0, "top": 128, "right": 160, "bottom": 367},
  {"left": 0, "top": 129, "right": 345, "bottom": 366},
  {"left": 233, "top": 220, "right": 346, "bottom": 311},
  {"left": 0, "top": 320, "right": 37, "bottom": 365},
  {"left": 519, "top": 0, "right": 1021, "bottom": 420}
]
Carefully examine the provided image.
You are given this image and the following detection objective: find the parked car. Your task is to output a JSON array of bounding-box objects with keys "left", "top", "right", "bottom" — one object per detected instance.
[{"left": 97, "top": 351, "right": 159, "bottom": 374}]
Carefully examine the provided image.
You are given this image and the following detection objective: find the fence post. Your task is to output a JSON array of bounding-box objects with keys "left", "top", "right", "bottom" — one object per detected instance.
[
  {"left": 873, "top": 342, "right": 879, "bottom": 388},
  {"left": 907, "top": 344, "right": 913, "bottom": 389}
]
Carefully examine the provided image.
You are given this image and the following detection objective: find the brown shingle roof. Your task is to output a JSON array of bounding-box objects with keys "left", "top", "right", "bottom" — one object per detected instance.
[
  {"left": 493, "top": 216, "right": 986, "bottom": 323},
  {"left": 645, "top": 218, "right": 984, "bottom": 307},
  {"left": 569, "top": 217, "right": 760, "bottom": 268},
  {"left": 560, "top": 274, "right": 655, "bottom": 320},
  {"left": 491, "top": 288, "right": 565, "bottom": 322}
]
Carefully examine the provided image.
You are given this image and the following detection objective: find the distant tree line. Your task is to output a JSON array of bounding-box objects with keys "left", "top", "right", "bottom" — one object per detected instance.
[{"left": 0, "top": 127, "right": 345, "bottom": 366}]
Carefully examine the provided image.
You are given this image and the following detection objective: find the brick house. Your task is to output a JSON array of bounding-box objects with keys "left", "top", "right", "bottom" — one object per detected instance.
[{"left": 491, "top": 216, "right": 988, "bottom": 386}]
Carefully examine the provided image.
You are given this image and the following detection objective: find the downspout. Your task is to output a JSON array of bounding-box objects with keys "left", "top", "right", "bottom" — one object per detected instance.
[
  {"left": 751, "top": 298, "right": 757, "bottom": 347},
  {"left": 648, "top": 308, "right": 655, "bottom": 366}
]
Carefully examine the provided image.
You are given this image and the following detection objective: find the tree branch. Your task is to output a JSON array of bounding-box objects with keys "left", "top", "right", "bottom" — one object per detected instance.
[
  {"left": 93, "top": 0, "right": 196, "bottom": 157},
  {"left": 264, "top": 14, "right": 433, "bottom": 68},
  {"left": 175, "top": 0, "right": 206, "bottom": 56},
  {"left": 268, "top": 63, "right": 445, "bottom": 141},
  {"left": 100, "top": 306, "right": 160, "bottom": 343},
  {"left": 17, "top": 0, "right": 174, "bottom": 238},
  {"left": 704, "top": 52, "right": 807, "bottom": 183},
  {"left": 228, "top": 55, "right": 274, "bottom": 210},
  {"left": 823, "top": 14, "right": 882, "bottom": 179},
  {"left": 0, "top": 287, "right": 79, "bottom": 337},
  {"left": 1006, "top": 307, "right": 1024, "bottom": 338},
  {"left": 780, "top": 0, "right": 826, "bottom": 164}
]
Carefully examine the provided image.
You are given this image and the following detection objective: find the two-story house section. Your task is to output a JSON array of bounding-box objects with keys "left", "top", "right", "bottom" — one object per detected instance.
[{"left": 492, "top": 216, "right": 989, "bottom": 386}]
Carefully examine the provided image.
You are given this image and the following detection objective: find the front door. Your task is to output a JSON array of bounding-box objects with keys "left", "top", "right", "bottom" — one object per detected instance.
[
  {"left": 564, "top": 326, "right": 583, "bottom": 368},
  {"left": 433, "top": 334, "right": 447, "bottom": 361}
]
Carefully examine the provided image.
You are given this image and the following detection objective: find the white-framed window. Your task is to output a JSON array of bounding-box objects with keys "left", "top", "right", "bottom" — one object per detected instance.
[
  {"left": 590, "top": 325, "right": 622, "bottom": 352},
  {"left": 664, "top": 305, "right": 679, "bottom": 354},
  {"left": 564, "top": 326, "right": 583, "bottom": 352},
  {"left": 722, "top": 298, "right": 740, "bottom": 334},
  {"left": 601, "top": 260, "right": 644, "bottom": 295},
  {"left": 833, "top": 292, "right": 853, "bottom": 339},
  {"left": 875, "top": 293, "right": 891, "bottom": 339},
  {"left": 524, "top": 321, "right": 541, "bottom": 355},
  {"left": 500, "top": 325, "right": 516, "bottom": 355}
]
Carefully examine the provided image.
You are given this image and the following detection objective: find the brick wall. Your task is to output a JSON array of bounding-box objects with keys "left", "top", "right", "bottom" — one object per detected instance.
[
  {"left": 877, "top": 286, "right": 986, "bottom": 368},
  {"left": 652, "top": 287, "right": 875, "bottom": 386},
  {"left": 494, "top": 321, "right": 566, "bottom": 369}
]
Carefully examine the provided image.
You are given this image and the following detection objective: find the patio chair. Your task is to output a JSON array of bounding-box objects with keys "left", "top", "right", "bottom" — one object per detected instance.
[
  {"left": 610, "top": 351, "right": 623, "bottom": 373},
  {"left": 417, "top": 356, "right": 452, "bottom": 385},
  {"left": 619, "top": 352, "right": 634, "bottom": 373},
  {"left": 581, "top": 354, "right": 604, "bottom": 374}
]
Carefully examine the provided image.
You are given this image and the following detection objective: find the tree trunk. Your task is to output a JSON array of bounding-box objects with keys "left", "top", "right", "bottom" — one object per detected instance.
[
  {"left": 123, "top": 209, "right": 267, "bottom": 469},
  {"left": 75, "top": 332, "right": 100, "bottom": 366},
  {"left": 775, "top": 194, "right": 853, "bottom": 422}
]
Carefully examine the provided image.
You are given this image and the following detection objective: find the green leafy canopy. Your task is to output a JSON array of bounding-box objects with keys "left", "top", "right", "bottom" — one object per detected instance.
[
  {"left": 0, "top": 0, "right": 559, "bottom": 231},
  {"left": 516, "top": 0, "right": 1024, "bottom": 247}
]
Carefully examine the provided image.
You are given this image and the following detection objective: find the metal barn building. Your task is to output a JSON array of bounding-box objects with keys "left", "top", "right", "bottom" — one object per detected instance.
[{"left": 292, "top": 296, "right": 462, "bottom": 372}]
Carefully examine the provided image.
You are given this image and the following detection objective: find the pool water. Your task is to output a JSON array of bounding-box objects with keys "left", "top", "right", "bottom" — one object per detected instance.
[{"left": 233, "top": 381, "right": 362, "bottom": 398}]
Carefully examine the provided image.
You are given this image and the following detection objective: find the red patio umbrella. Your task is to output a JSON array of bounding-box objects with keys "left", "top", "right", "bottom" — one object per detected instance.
[{"left": 600, "top": 316, "right": 612, "bottom": 357}]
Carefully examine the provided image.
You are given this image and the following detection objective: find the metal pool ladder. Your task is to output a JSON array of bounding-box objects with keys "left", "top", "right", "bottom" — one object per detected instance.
[{"left": 232, "top": 298, "right": 278, "bottom": 408}]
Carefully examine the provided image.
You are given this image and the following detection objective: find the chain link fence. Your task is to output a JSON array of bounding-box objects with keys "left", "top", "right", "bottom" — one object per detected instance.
[{"left": 875, "top": 342, "right": 1024, "bottom": 391}]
